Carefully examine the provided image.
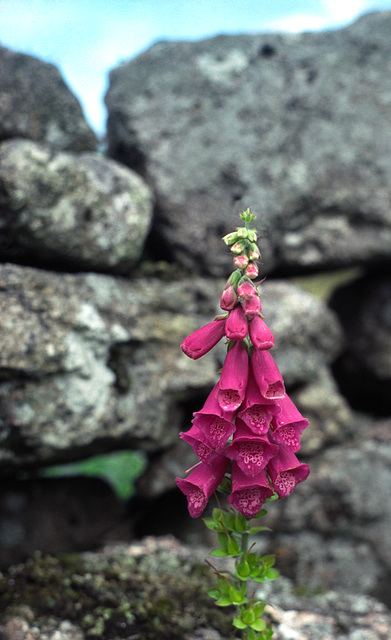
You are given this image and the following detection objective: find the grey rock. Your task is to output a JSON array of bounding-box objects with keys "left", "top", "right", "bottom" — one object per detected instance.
[
  {"left": 0, "top": 45, "right": 97, "bottom": 151},
  {"left": 1, "top": 538, "right": 390, "bottom": 640},
  {"left": 106, "top": 11, "right": 391, "bottom": 275},
  {"left": 0, "top": 139, "right": 154, "bottom": 273},
  {"left": 0, "top": 264, "right": 345, "bottom": 469},
  {"left": 330, "top": 274, "right": 391, "bottom": 413},
  {"left": 256, "top": 418, "right": 391, "bottom": 604}
]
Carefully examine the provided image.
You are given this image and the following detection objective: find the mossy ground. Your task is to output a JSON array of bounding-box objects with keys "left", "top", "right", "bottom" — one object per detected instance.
[{"left": 0, "top": 541, "right": 234, "bottom": 639}]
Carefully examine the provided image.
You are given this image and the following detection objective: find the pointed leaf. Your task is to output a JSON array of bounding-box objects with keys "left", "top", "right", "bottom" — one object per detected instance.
[
  {"left": 206, "top": 588, "right": 221, "bottom": 600},
  {"left": 250, "top": 618, "right": 267, "bottom": 632},
  {"left": 233, "top": 617, "right": 248, "bottom": 630},
  {"left": 216, "top": 596, "right": 234, "bottom": 607},
  {"left": 265, "top": 568, "right": 280, "bottom": 581},
  {"left": 248, "top": 526, "right": 272, "bottom": 534}
]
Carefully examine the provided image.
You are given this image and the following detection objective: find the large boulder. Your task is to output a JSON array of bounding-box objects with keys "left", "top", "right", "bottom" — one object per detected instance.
[
  {"left": 0, "top": 139, "right": 154, "bottom": 273},
  {"left": 0, "top": 264, "right": 346, "bottom": 470},
  {"left": 105, "top": 11, "right": 391, "bottom": 276},
  {"left": 0, "top": 46, "right": 97, "bottom": 151}
]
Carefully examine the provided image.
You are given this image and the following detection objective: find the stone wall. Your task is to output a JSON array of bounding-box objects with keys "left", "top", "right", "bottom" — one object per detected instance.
[{"left": 0, "top": 12, "right": 391, "bottom": 636}]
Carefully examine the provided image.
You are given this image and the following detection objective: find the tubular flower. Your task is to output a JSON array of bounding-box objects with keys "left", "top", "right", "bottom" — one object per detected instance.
[
  {"left": 225, "top": 304, "right": 248, "bottom": 340},
  {"left": 224, "top": 418, "right": 279, "bottom": 476},
  {"left": 242, "top": 295, "right": 261, "bottom": 317},
  {"left": 193, "top": 383, "right": 236, "bottom": 450},
  {"left": 248, "top": 316, "right": 275, "bottom": 350},
  {"left": 237, "top": 372, "right": 280, "bottom": 435},
  {"left": 176, "top": 455, "right": 229, "bottom": 518},
  {"left": 180, "top": 424, "right": 222, "bottom": 465},
  {"left": 177, "top": 208, "right": 310, "bottom": 519},
  {"left": 181, "top": 318, "right": 226, "bottom": 360},
  {"left": 251, "top": 348, "right": 285, "bottom": 399},
  {"left": 267, "top": 446, "right": 310, "bottom": 498},
  {"left": 217, "top": 341, "right": 249, "bottom": 411},
  {"left": 270, "top": 394, "right": 309, "bottom": 452},
  {"left": 227, "top": 463, "right": 274, "bottom": 518}
]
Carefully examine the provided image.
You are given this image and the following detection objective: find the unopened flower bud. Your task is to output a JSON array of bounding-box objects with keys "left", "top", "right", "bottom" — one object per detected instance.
[
  {"left": 248, "top": 242, "right": 261, "bottom": 261},
  {"left": 220, "top": 284, "right": 238, "bottom": 310},
  {"left": 225, "top": 269, "right": 242, "bottom": 289},
  {"left": 237, "top": 279, "right": 257, "bottom": 300},
  {"left": 236, "top": 227, "right": 248, "bottom": 239},
  {"left": 244, "top": 262, "right": 258, "bottom": 279},
  {"left": 247, "top": 229, "right": 258, "bottom": 243},
  {"left": 242, "top": 295, "right": 261, "bottom": 317},
  {"left": 222, "top": 231, "right": 239, "bottom": 246},
  {"left": 230, "top": 240, "right": 246, "bottom": 255},
  {"left": 233, "top": 254, "right": 249, "bottom": 269}
]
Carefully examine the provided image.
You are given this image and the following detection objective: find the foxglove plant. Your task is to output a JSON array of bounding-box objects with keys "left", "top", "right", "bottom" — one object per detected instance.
[{"left": 177, "top": 208, "right": 310, "bottom": 639}]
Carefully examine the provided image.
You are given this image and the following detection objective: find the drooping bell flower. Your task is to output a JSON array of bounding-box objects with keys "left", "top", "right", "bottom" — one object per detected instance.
[
  {"left": 270, "top": 394, "right": 309, "bottom": 452},
  {"left": 267, "top": 445, "right": 310, "bottom": 498},
  {"left": 193, "top": 383, "right": 236, "bottom": 450},
  {"left": 217, "top": 341, "right": 249, "bottom": 411},
  {"left": 227, "top": 462, "right": 274, "bottom": 518},
  {"left": 181, "top": 318, "right": 226, "bottom": 360},
  {"left": 237, "top": 372, "right": 280, "bottom": 435},
  {"left": 225, "top": 305, "right": 248, "bottom": 340},
  {"left": 251, "top": 348, "right": 285, "bottom": 399},
  {"left": 248, "top": 316, "right": 275, "bottom": 350},
  {"left": 176, "top": 455, "right": 229, "bottom": 518},
  {"left": 224, "top": 418, "right": 279, "bottom": 476},
  {"left": 242, "top": 295, "right": 261, "bottom": 317},
  {"left": 180, "top": 424, "right": 222, "bottom": 465}
]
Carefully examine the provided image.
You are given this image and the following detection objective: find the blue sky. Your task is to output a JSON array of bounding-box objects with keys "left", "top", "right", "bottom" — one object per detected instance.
[{"left": 1, "top": 0, "right": 391, "bottom": 136}]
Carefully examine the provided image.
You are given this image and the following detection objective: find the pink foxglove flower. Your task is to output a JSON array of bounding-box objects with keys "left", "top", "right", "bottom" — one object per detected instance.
[
  {"left": 244, "top": 262, "right": 258, "bottom": 279},
  {"left": 180, "top": 425, "right": 221, "bottom": 465},
  {"left": 227, "top": 462, "right": 274, "bottom": 518},
  {"left": 220, "top": 284, "right": 238, "bottom": 311},
  {"left": 176, "top": 455, "right": 229, "bottom": 518},
  {"left": 251, "top": 348, "right": 285, "bottom": 399},
  {"left": 248, "top": 316, "right": 275, "bottom": 350},
  {"left": 233, "top": 254, "right": 249, "bottom": 269},
  {"left": 181, "top": 318, "right": 226, "bottom": 360},
  {"left": 242, "top": 295, "right": 261, "bottom": 317},
  {"left": 270, "top": 394, "right": 309, "bottom": 452},
  {"left": 224, "top": 418, "right": 279, "bottom": 476},
  {"left": 225, "top": 304, "right": 248, "bottom": 340},
  {"left": 237, "top": 372, "right": 280, "bottom": 435},
  {"left": 193, "top": 383, "right": 236, "bottom": 450},
  {"left": 237, "top": 279, "right": 257, "bottom": 300},
  {"left": 217, "top": 341, "right": 249, "bottom": 411},
  {"left": 267, "top": 445, "right": 310, "bottom": 498}
]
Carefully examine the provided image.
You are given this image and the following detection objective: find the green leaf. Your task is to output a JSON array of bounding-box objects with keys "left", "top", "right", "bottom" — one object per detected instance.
[
  {"left": 248, "top": 526, "right": 272, "bottom": 534},
  {"left": 250, "top": 618, "right": 266, "bottom": 632},
  {"left": 261, "top": 554, "right": 276, "bottom": 567},
  {"left": 203, "top": 517, "right": 219, "bottom": 531},
  {"left": 216, "top": 597, "right": 234, "bottom": 607},
  {"left": 265, "top": 568, "right": 280, "bottom": 581},
  {"left": 253, "top": 508, "right": 268, "bottom": 518},
  {"left": 206, "top": 588, "right": 221, "bottom": 600},
  {"left": 232, "top": 616, "right": 248, "bottom": 630},
  {"left": 241, "top": 608, "right": 256, "bottom": 625},
  {"left": 253, "top": 602, "right": 266, "bottom": 617}
]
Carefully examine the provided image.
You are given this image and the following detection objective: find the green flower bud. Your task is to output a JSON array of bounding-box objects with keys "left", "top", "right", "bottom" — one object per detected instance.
[
  {"left": 231, "top": 240, "right": 246, "bottom": 255},
  {"left": 248, "top": 242, "right": 260, "bottom": 261},
  {"left": 247, "top": 229, "right": 258, "bottom": 243},
  {"left": 222, "top": 231, "right": 239, "bottom": 246},
  {"left": 236, "top": 227, "right": 248, "bottom": 239}
]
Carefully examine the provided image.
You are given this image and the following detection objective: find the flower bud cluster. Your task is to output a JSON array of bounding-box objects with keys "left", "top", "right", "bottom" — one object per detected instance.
[{"left": 177, "top": 209, "right": 309, "bottom": 519}]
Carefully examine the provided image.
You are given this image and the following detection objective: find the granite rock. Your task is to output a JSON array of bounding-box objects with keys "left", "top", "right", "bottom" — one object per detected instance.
[{"left": 0, "top": 46, "right": 97, "bottom": 151}]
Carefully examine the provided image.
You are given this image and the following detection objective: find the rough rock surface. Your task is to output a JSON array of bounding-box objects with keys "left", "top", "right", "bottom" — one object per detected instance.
[
  {"left": 0, "top": 263, "right": 347, "bottom": 470},
  {"left": 0, "top": 139, "right": 154, "bottom": 273},
  {"left": 0, "top": 46, "right": 97, "bottom": 151},
  {"left": 0, "top": 537, "right": 390, "bottom": 640},
  {"left": 106, "top": 11, "right": 391, "bottom": 276},
  {"left": 330, "top": 273, "right": 391, "bottom": 414}
]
